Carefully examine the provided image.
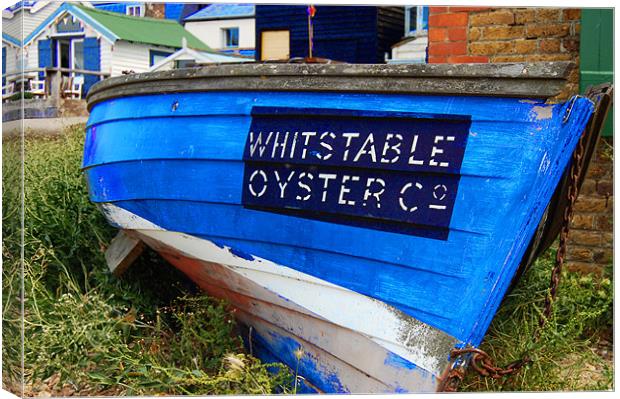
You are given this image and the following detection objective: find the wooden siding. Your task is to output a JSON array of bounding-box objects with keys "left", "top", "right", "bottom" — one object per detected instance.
[
  {"left": 377, "top": 7, "right": 406, "bottom": 62},
  {"left": 100, "top": 40, "right": 112, "bottom": 75},
  {"left": 255, "top": 5, "right": 404, "bottom": 63},
  {"left": 110, "top": 41, "right": 175, "bottom": 76},
  {"left": 3, "top": 44, "right": 18, "bottom": 77},
  {"left": 2, "top": 2, "right": 62, "bottom": 42}
]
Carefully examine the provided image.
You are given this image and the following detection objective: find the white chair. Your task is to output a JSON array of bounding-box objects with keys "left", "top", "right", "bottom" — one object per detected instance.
[
  {"left": 63, "top": 75, "right": 84, "bottom": 99},
  {"left": 2, "top": 81, "right": 15, "bottom": 101},
  {"left": 29, "top": 79, "right": 46, "bottom": 98}
]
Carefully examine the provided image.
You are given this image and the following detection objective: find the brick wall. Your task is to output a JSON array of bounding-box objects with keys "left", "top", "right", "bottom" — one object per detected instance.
[
  {"left": 428, "top": 7, "right": 581, "bottom": 98},
  {"left": 427, "top": 7, "right": 613, "bottom": 274},
  {"left": 567, "top": 137, "right": 613, "bottom": 275}
]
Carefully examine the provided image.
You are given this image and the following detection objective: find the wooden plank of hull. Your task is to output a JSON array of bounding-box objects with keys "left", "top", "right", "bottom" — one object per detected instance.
[{"left": 149, "top": 244, "right": 438, "bottom": 392}]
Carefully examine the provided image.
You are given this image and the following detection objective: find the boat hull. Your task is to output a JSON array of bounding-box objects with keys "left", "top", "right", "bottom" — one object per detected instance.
[
  {"left": 101, "top": 203, "right": 452, "bottom": 392},
  {"left": 83, "top": 63, "right": 595, "bottom": 393}
]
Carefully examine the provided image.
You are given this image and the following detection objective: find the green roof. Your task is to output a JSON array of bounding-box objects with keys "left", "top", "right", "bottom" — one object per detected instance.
[{"left": 75, "top": 4, "right": 213, "bottom": 52}]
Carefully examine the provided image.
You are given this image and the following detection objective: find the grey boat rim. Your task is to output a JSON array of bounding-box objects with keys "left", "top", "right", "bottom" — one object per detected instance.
[{"left": 86, "top": 62, "right": 575, "bottom": 110}]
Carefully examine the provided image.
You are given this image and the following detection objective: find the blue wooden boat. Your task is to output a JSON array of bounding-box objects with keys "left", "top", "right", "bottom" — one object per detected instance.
[{"left": 83, "top": 63, "right": 598, "bottom": 393}]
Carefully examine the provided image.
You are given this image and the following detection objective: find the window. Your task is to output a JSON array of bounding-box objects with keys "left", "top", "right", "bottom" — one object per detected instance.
[
  {"left": 127, "top": 5, "right": 144, "bottom": 17},
  {"left": 405, "top": 6, "right": 429, "bottom": 36},
  {"left": 175, "top": 59, "right": 195, "bottom": 69},
  {"left": 54, "top": 38, "right": 84, "bottom": 77},
  {"left": 149, "top": 50, "right": 173, "bottom": 67},
  {"left": 223, "top": 27, "right": 240, "bottom": 48},
  {"left": 72, "top": 39, "right": 84, "bottom": 72}
]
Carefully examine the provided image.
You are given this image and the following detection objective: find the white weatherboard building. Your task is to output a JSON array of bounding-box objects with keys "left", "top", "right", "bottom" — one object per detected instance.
[
  {"left": 183, "top": 3, "right": 256, "bottom": 58},
  {"left": 2, "top": 1, "right": 242, "bottom": 97}
]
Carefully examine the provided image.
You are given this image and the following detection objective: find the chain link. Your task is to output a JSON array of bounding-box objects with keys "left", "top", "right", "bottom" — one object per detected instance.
[{"left": 441, "top": 99, "right": 590, "bottom": 392}]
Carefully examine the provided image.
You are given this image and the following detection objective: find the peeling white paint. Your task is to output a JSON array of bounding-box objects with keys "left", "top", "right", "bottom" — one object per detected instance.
[{"left": 100, "top": 203, "right": 458, "bottom": 377}]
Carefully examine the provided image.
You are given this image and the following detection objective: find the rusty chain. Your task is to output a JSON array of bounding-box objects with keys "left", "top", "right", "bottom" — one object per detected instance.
[{"left": 441, "top": 99, "right": 590, "bottom": 392}]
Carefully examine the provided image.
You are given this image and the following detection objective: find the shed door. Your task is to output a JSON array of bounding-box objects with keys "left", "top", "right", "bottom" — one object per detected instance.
[
  {"left": 261, "top": 30, "right": 290, "bottom": 61},
  {"left": 580, "top": 9, "right": 613, "bottom": 137}
]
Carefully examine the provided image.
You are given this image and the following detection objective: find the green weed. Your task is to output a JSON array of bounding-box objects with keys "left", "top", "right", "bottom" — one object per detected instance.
[
  {"left": 460, "top": 250, "right": 613, "bottom": 392},
  {"left": 2, "top": 126, "right": 293, "bottom": 395}
]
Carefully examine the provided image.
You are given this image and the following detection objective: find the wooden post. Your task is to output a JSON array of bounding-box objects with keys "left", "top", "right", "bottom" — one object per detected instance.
[
  {"left": 105, "top": 230, "right": 144, "bottom": 277},
  {"left": 47, "top": 68, "right": 62, "bottom": 104}
]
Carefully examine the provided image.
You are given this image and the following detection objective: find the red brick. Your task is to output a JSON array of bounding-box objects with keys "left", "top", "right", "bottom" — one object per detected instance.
[
  {"left": 450, "top": 7, "right": 490, "bottom": 12},
  {"left": 447, "top": 27, "right": 467, "bottom": 41},
  {"left": 429, "top": 12, "right": 469, "bottom": 27},
  {"left": 447, "top": 55, "right": 489, "bottom": 63},
  {"left": 428, "top": 56, "right": 448, "bottom": 64},
  {"left": 428, "top": 41, "right": 467, "bottom": 56},
  {"left": 429, "top": 7, "right": 448, "bottom": 14},
  {"left": 429, "top": 28, "right": 448, "bottom": 42}
]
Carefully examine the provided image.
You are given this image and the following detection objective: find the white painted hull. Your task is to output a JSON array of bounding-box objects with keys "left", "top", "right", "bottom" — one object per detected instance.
[{"left": 100, "top": 204, "right": 458, "bottom": 393}]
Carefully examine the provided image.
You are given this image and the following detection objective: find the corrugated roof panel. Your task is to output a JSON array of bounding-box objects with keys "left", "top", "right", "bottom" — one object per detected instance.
[{"left": 184, "top": 3, "right": 255, "bottom": 21}]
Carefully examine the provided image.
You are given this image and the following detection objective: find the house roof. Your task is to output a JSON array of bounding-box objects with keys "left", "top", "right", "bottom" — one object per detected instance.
[
  {"left": 2, "top": 32, "right": 21, "bottom": 47},
  {"left": 184, "top": 3, "right": 255, "bottom": 21},
  {"left": 149, "top": 46, "right": 252, "bottom": 72},
  {"left": 74, "top": 4, "right": 212, "bottom": 51}
]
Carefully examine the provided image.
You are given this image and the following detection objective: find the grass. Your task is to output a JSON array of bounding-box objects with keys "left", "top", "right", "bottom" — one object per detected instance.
[
  {"left": 460, "top": 253, "right": 613, "bottom": 391},
  {"left": 2, "top": 125, "right": 293, "bottom": 396},
  {"left": 2, "top": 124, "right": 614, "bottom": 394}
]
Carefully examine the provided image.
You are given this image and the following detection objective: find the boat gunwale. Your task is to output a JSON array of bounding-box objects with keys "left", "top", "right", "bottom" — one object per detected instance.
[{"left": 86, "top": 62, "right": 575, "bottom": 110}]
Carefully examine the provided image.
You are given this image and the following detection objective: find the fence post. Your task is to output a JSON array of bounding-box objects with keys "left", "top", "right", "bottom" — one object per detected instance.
[{"left": 46, "top": 67, "right": 62, "bottom": 104}]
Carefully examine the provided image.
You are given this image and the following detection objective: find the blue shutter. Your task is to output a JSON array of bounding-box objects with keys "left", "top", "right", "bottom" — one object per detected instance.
[
  {"left": 422, "top": 7, "right": 429, "bottom": 31},
  {"left": 83, "top": 38, "right": 100, "bottom": 95},
  {"left": 38, "top": 39, "right": 53, "bottom": 79}
]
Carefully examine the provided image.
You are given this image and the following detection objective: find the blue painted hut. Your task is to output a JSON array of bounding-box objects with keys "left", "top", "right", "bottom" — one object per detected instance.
[{"left": 255, "top": 5, "right": 404, "bottom": 63}]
